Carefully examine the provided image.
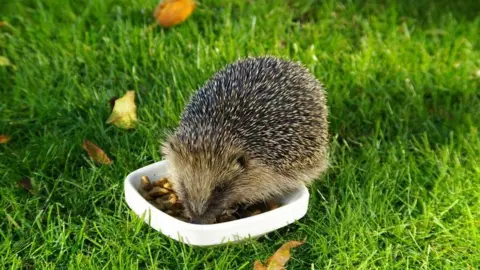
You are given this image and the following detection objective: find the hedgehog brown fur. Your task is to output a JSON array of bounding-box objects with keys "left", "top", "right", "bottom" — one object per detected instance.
[{"left": 161, "top": 56, "right": 329, "bottom": 224}]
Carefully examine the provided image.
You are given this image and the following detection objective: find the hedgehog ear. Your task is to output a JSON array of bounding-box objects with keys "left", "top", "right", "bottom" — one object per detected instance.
[
  {"left": 236, "top": 154, "right": 247, "bottom": 168},
  {"left": 230, "top": 152, "right": 248, "bottom": 169}
]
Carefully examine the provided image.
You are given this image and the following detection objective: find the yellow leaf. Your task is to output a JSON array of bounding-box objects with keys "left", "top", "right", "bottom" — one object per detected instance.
[
  {"left": 0, "top": 56, "right": 12, "bottom": 66},
  {"left": 153, "top": 0, "right": 196, "bottom": 28},
  {"left": 82, "top": 140, "right": 112, "bottom": 165},
  {"left": 0, "top": 135, "right": 10, "bottom": 144},
  {"left": 253, "top": 241, "right": 305, "bottom": 270},
  {"left": 106, "top": 90, "right": 137, "bottom": 129}
]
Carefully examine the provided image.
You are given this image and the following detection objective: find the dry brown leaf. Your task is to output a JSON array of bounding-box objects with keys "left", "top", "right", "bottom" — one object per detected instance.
[
  {"left": 82, "top": 140, "right": 112, "bottom": 165},
  {"left": 253, "top": 241, "right": 305, "bottom": 270},
  {"left": 153, "top": 0, "right": 196, "bottom": 28},
  {"left": 18, "top": 177, "right": 35, "bottom": 194},
  {"left": 0, "top": 135, "right": 10, "bottom": 144},
  {"left": 106, "top": 90, "right": 137, "bottom": 129}
]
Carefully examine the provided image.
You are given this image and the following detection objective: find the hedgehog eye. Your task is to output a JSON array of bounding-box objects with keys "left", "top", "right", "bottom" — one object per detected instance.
[{"left": 213, "top": 185, "right": 227, "bottom": 196}]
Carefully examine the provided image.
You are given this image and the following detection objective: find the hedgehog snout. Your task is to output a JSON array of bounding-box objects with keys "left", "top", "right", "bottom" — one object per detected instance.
[
  {"left": 185, "top": 207, "right": 217, "bottom": 224},
  {"left": 182, "top": 199, "right": 214, "bottom": 224},
  {"left": 189, "top": 216, "right": 216, "bottom": 224},
  {"left": 183, "top": 195, "right": 231, "bottom": 224}
]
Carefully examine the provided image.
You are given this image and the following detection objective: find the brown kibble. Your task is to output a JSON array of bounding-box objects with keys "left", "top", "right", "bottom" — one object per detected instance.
[
  {"left": 140, "top": 189, "right": 153, "bottom": 201},
  {"left": 163, "top": 182, "right": 173, "bottom": 189},
  {"left": 168, "top": 193, "right": 177, "bottom": 204},
  {"left": 248, "top": 209, "right": 263, "bottom": 217},
  {"left": 148, "top": 186, "right": 170, "bottom": 197},
  {"left": 179, "top": 212, "right": 189, "bottom": 219},
  {"left": 156, "top": 202, "right": 167, "bottom": 211},
  {"left": 141, "top": 176, "right": 153, "bottom": 191},
  {"left": 153, "top": 178, "right": 169, "bottom": 187},
  {"left": 163, "top": 194, "right": 182, "bottom": 210},
  {"left": 217, "top": 214, "right": 236, "bottom": 223},
  {"left": 267, "top": 201, "right": 279, "bottom": 210},
  {"left": 147, "top": 200, "right": 155, "bottom": 205},
  {"left": 141, "top": 176, "right": 150, "bottom": 185},
  {"left": 171, "top": 201, "right": 184, "bottom": 211},
  {"left": 174, "top": 213, "right": 189, "bottom": 222},
  {"left": 165, "top": 209, "right": 175, "bottom": 215}
]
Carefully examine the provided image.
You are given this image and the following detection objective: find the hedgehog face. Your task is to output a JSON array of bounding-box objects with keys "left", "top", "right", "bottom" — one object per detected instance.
[{"left": 162, "top": 136, "right": 249, "bottom": 224}]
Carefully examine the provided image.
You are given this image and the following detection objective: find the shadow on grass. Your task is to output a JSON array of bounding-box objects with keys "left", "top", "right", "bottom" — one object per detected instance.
[
  {"left": 331, "top": 86, "right": 479, "bottom": 150},
  {"left": 290, "top": 0, "right": 480, "bottom": 24}
]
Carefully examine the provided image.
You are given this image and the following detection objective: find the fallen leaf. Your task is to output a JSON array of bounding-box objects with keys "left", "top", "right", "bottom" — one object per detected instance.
[
  {"left": 0, "top": 135, "right": 10, "bottom": 144},
  {"left": 0, "top": 56, "right": 12, "bottom": 66},
  {"left": 82, "top": 140, "right": 112, "bottom": 165},
  {"left": 18, "top": 177, "right": 35, "bottom": 194},
  {"left": 154, "top": 0, "right": 196, "bottom": 28},
  {"left": 253, "top": 261, "right": 267, "bottom": 270},
  {"left": 106, "top": 90, "right": 137, "bottom": 129},
  {"left": 108, "top": 96, "right": 119, "bottom": 110},
  {"left": 253, "top": 241, "right": 305, "bottom": 270}
]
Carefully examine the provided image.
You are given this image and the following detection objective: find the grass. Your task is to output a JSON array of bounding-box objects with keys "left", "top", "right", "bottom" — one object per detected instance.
[{"left": 1, "top": 0, "right": 480, "bottom": 269}]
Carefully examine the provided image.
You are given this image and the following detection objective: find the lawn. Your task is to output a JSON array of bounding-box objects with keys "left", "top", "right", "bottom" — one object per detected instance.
[{"left": 1, "top": 0, "right": 480, "bottom": 269}]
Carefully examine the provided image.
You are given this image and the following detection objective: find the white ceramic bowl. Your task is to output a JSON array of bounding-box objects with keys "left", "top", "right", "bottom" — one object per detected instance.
[{"left": 124, "top": 160, "right": 309, "bottom": 247}]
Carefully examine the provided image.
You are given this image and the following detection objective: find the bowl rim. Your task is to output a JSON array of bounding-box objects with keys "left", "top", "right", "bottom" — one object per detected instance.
[{"left": 124, "top": 160, "right": 309, "bottom": 231}]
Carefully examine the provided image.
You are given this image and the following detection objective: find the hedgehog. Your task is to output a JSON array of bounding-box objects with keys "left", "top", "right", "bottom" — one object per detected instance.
[{"left": 161, "top": 56, "right": 329, "bottom": 224}]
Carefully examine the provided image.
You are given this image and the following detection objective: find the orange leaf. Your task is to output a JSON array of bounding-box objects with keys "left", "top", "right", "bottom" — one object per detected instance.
[
  {"left": 82, "top": 140, "right": 112, "bottom": 165},
  {"left": 0, "top": 135, "right": 10, "bottom": 144},
  {"left": 153, "top": 0, "right": 196, "bottom": 28},
  {"left": 253, "top": 241, "right": 305, "bottom": 270},
  {"left": 253, "top": 261, "right": 267, "bottom": 270}
]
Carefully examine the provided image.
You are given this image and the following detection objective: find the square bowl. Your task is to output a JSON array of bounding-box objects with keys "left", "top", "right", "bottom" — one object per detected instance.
[{"left": 124, "top": 160, "right": 309, "bottom": 247}]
